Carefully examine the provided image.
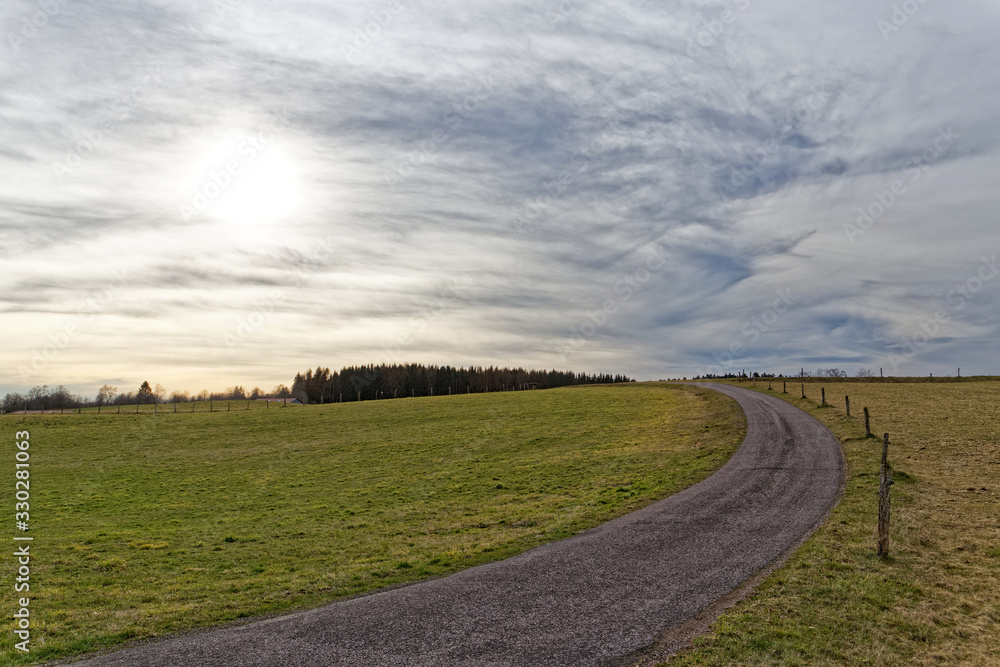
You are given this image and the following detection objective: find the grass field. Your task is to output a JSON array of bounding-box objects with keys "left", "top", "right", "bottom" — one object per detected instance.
[
  {"left": 2, "top": 383, "right": 744, "bottom": 664},
  {"left": 668, "top": 379, "right": 1000, "bottom": 666}
]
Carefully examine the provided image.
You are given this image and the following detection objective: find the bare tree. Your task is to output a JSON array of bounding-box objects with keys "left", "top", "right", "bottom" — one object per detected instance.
[
  {"left": 169, "top": 390, "right": 190, "bottom": 403},
  {"left": 97, "top": 384, "right": 118, "bottom": 407},
  {"left": 856, "top": 368, "right": 875, "bottom": 377}
]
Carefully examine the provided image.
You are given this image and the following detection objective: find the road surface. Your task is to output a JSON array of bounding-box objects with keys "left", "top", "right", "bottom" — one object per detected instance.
[{"left": 67, "top": 383, "right": 845, "bottom": 666}]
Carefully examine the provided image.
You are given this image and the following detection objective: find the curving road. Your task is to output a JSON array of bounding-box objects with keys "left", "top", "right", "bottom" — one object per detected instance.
[{"left": 67, "top": 384, "right": 844, "bottom": 666}]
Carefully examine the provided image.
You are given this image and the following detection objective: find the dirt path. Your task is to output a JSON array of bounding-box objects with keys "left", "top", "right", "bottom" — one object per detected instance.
[{"left": 65, "top": 384, "right": 844, "bottom": 666}]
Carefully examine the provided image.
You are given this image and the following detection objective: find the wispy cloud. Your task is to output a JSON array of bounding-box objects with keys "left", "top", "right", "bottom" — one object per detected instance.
[{"left": 2, "top": 0, "right": 999, "bottom": 396}]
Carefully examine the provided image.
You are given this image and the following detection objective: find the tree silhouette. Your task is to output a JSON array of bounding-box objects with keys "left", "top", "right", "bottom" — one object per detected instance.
[{"left": 137, "top": 381, "right": 155, "bottom": 404}]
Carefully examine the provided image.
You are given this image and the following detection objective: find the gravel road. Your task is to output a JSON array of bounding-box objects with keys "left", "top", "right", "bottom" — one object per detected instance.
[{"left": 66, "top": 383, "right": 845, "bottom": 666}]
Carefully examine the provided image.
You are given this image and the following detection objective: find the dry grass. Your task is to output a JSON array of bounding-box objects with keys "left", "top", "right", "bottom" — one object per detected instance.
[{"left": 667, "top": 379, "right": 1000, "bottom": 665}]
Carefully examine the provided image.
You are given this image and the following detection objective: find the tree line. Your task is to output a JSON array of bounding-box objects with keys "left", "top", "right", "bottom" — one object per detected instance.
[
  {"left": 1, "top": 381, "right": 293, "bottom": 413},
  {"left": 292, "top": 364, "right": 633, "bottom": 404},
  {"left": 1, "top": 365, "right": 633, "bottom": 412}
]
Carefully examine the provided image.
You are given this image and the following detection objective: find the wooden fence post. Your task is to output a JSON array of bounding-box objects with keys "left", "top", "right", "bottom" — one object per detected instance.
[
  {"left": 845, "top": 395, "right": 850, "bottom": 417},
  {"left": 801, "top": 383, "right": 805, "bottom": 399},
  {"left": 782, "top": 380, "right": 787, "bottom": 394},
  {"left": 864, "top": 407, "right": 871, "bottom": 437},
  {"left": 768, "top": 380, "right": 772, "bottom": 390},
  {"left": 877, "top": 433, "right": 893, "bottom": 558},
  {"left": 821, "top": 387, "right": 826, "bottom": 405}
]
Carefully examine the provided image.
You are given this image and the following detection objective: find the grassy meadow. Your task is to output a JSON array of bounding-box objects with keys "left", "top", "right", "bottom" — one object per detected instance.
[
  {"left": 669, "top": 378, "right": 1000, "bottom": 666},
  {"left": 2, "top": 383, "right": 744, "bottom": 664}
]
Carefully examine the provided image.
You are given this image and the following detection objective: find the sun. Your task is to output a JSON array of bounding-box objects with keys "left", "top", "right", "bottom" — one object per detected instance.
[{"left": 208, "top": 148, "right": 303, "bottom": 227}]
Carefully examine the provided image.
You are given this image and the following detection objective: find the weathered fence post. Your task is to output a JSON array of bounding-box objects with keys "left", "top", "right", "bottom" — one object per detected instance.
[
  {"left": 768, "top": 380, "right": 772, "bottom": 390},
  {"left": 821, "top": 387, "right": 826, "bottom": 405},
  {"left": 801, "top": 383, "right": 805, "bottom": 399},
  {"left": 877, "top": 433, "right": 893, "bottom": 558},
  {"left": 210, "top": 401, "right": 214, "bottom": 412},
  {"left": 864, "top": 407, "right": 871, "bottom": 437},
  {"left": 782, "top": 380, "right": 787, "bottom": 394},
  {"left": 845, "top": 395, "right": 850, "bottom": 417}
]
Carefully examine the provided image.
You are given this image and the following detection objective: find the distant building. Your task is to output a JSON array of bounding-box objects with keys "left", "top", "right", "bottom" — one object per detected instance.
[{"left": 255, "top": 397, "right": 303, "bottom": 405}]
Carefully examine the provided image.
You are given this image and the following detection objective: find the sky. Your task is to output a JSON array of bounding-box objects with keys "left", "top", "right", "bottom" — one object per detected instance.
[{"left": 2, "top": 0, "right": 999, "bottom": 398}]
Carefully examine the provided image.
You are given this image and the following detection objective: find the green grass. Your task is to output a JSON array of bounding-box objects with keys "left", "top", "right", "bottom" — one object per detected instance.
[
  {"left": 1, "top": 383, "right": 744, "bottom": 664},
  {"left": 667, "top": 379, "right": 1000, "bottom": 666}
]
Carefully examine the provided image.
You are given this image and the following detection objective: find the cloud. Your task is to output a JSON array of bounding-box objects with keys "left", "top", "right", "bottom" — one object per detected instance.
[{"left": 2, "top": 0, "right": 999, "bottom": 396}]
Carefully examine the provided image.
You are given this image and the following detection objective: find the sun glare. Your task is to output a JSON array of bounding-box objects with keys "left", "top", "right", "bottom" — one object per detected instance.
[{"left": 208, "top": 149, "right": 303, "bottom": 227}]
